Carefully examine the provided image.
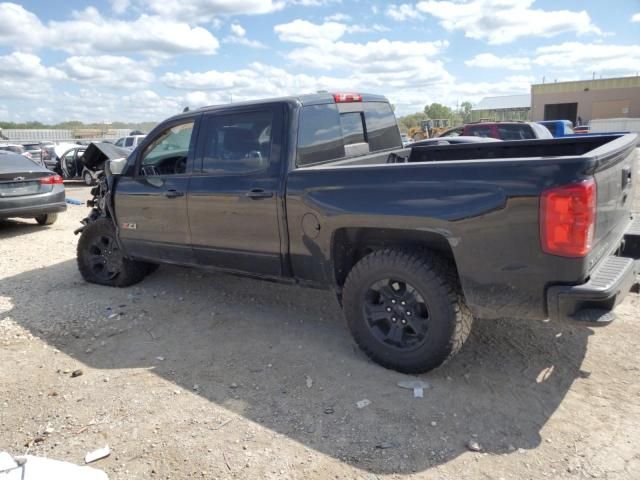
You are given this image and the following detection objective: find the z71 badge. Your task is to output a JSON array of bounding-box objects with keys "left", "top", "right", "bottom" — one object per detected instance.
[{"left": 122, "top": 222, "right": 137, "bottom": 230}]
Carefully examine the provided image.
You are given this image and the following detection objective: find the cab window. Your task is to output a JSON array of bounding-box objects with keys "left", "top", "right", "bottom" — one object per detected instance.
[
  {"left": 139, "top": 121, "right": 195, "bottom": 176},
  {"left": 200, "top": 111, "right": 273, "bottom": 174}
]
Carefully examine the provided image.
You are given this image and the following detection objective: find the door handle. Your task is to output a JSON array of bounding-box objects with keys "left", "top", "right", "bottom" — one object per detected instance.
[
  {"left": 164, "top": 189, "right": 184, "bottom": 198},
  {"left": 246, "top": 189, "right": 274, "bottom": 199}
]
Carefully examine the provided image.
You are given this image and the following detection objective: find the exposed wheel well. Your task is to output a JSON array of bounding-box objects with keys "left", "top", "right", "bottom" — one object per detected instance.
[{"left": 332, "top": 227, "right": 458, "bottom": 288}]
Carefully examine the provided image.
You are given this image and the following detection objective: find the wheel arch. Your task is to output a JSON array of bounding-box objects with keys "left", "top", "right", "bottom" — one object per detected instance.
[{"left": 331, "top": 227, "right": 460, "bottom": 289}]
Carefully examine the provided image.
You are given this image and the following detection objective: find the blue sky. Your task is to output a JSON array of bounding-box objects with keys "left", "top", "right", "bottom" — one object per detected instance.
[{"left": 1, "top": 0, "right": 639, "bottom": 123}]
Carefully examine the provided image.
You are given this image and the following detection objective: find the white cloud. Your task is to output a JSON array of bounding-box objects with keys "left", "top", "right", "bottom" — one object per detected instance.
[
  {"left": 416, "top": 0, "right": 602, "bottom": 44},
  {"left": 54, "top": 89, "right": 183, "bottom": 123},
  {"left": 325, "top": 13, "right": 351, "bottom": 22},
  {"left": 61, "top": 56, "right": 155, "bottom": 88},
  {"left": 163, "top": 62, "right": 346, "bottom": 101},
  {"left": 286, "top": 38, "right": 448, "bottom": 72},
  {"left": 465, "top": 53, "right": 531, "bottom": 71},
  {"left": 224, "top": 22, "right": 266, "bottom": 48},
  {"left": 346, "top": 24, "right": 391, "bottom": 34},
  {"left": 386, "top": 4, "right": 423, "bottom": 21},
  {"left": 632, "top": 13, "right": 640, "bottom": 23},
  {"left": 274, "top": 19, "right": 348, "bottom": 43},
  {"left": 230, "top": 23, "right": 246, "bottom": 37},
  {"left": 111, "top": 0, "right": 130, "bottom": 13},
  {"left": 0, "top": 3, "right": 47, "bottom": 49},
  {"left": 534, "top": 43, "right": 640, "bottom": 74},
  {"left": 140, "top": 0, "right": 285, "bottom": 22},
  {"left": 0, "top": 52, "right": 65, "bottom": 99},
  {"left": 0, "top": 3, "right": 219, "bottom": 56}
]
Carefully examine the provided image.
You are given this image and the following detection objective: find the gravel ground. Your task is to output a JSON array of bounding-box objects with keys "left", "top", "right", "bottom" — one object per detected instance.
[{"left": 1, "top": 180, "right": 640, "bottom": 480}]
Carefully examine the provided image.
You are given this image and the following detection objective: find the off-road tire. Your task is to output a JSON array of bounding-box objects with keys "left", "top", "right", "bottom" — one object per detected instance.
[
  {"left": 342, "top": 248, "right": 473, "bottom": 373},
  {"left": 77, "top": 218, "right": 149, "bottom": 287},
  {"left": 35, "top": 213, "right": 58, "bottom": 225}
]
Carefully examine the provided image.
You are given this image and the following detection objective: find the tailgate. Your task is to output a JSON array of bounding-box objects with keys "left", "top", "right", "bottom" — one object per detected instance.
[{"left": 588, "top": 135, "right": 638, "bottom": 270}]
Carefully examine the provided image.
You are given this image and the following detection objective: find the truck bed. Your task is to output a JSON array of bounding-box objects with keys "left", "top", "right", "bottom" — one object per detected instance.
[
  {"left": 288, "top": 134, "right": 638, "bottom": 320},
  {"left": 312, "top": 134, "right": 625, "bottom": 168}
]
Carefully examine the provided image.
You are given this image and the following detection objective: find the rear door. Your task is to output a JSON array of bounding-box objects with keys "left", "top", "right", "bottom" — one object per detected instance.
[
  {"left": 187, "top": 105, "right": 285, "bottom": 276},
  {"left": 114, "top": 117, "right": 199, "bottom": 264}
]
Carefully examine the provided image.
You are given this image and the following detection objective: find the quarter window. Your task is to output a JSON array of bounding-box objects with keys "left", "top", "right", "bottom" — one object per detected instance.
[
  {"left": 297, "top": 104, "right": 344, "bottom": 166},
  {"left": 363, "top": 102, "right": 401, "bottom": 151}
]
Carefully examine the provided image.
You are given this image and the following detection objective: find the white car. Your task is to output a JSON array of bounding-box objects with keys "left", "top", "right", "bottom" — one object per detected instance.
[{"left": 114, "top": 135, "right": 146, "bottom": 151}]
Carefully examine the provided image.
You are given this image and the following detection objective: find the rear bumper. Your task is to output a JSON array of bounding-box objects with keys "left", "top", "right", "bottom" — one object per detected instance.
[
  {"left": 0, "top": 188, "right": 66, "bottom": 218},
  {"left": 547, "top": 217, "right": 640, "bottom": 324},
  {"left": 0, "top": 201, "right": 67, "bottom": 218}
]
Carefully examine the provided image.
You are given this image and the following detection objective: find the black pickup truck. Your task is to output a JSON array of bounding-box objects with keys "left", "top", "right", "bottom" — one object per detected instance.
[{"left": 76, "top": 92, "right": 640, "bottom": 373}]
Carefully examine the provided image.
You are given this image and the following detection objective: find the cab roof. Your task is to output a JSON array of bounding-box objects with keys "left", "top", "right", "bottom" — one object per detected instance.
[{"left": 169, "top": 92, "right": 389, "bottom": 122}]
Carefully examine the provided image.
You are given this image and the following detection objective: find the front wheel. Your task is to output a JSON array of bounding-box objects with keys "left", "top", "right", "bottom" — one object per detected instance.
[
  {"left": 77, "top": 218, "right": 150, "bottom": 287},
  {"left": 83, "top": 170, "right": 94, "bottom": 186},
  {"left": 342, "top": 249, "right": 472, "bottom": 373}
]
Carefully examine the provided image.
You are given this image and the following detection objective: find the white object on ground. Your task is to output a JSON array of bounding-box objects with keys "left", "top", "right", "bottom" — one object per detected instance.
[
  {"left": 397, "top": 379, "right": 431, "bottom": 398},
  {"left": 0, "top": 451, "right": 108, "bottom": 479},
  {"left": 356, "top": 399, "right": 371, "bottom": 409},
  {"left": 84, "top": 446, "right": 111, "bottom": 464}
]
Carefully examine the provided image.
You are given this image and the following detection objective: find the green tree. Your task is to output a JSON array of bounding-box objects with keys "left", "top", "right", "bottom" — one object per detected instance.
[
  {"left": 424, "top": 103, "right": 454, "bottom": 120},
  {"left": 460, "top": 101, "right": 473, "bottom": 123}
]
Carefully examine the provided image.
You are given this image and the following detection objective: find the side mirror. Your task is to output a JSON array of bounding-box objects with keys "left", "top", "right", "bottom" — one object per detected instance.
[{"left": 106, "top": 157, "right": 127, "bottom": 176}]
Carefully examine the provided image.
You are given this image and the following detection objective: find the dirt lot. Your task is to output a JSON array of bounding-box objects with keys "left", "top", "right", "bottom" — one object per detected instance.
[{"left": 1, "top": 182, "right": 640, "bottom": 480}]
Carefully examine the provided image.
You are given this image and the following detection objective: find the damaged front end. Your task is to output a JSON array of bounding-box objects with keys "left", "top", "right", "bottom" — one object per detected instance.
[{"left": 74, "top": 142, "right": 129, "bottom": 235}]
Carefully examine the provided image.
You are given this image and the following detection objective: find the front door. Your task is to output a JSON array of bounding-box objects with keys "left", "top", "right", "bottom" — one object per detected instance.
[
  {"left": 188, "top": 106, "right": 284, "bottom": 276},
  {"left": 115, "top": 117, "right": 199, "bottom": 264}
]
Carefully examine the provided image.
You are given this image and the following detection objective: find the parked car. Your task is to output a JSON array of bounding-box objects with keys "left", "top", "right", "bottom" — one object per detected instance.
[
  {"left": 0, "top": 144, "right": 35, "bottom": 162},
  {"left": 440, "top": 121, "right": 553, "bottom": 140},
  {"left": 42, "top": 142, "right": 83, "bottom": 174},
  {"left": 60, "top": 143, "right": 130, "bottom": 185},
  {"left": 75, "top": 92, "right": 639, "bottom": 374},
  {"left": 22, "top": 143, "right": 44, "bottom": 163},
  {"left": 114, "top": 135, "right": 146, "bottom": 151},
  {"left": 574, "top": 125, "right": 590, "bottom": 134},
  {"left": 538, "top": 120, "right": 575, "bottom": 137},
  {"left": 59, "top": 146, "right": 87, "bottom": 181},
  {"left": 0, "top": 151, "right": 66, "bottom": 225}
]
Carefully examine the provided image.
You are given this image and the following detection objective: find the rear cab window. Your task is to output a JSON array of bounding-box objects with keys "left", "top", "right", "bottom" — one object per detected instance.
[
  {"left": 497, "top": 124, "right": 536, "bottom": 140},
  {"left": 296, "top": 100, "right": 401, "bottom": 166}
]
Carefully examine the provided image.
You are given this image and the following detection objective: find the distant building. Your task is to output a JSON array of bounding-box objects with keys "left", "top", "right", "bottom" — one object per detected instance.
[
  {"left": 470, "top": 94, "right": 531, "bottom": 122},
  {"left": 531, "top": 76, "right": 640, "bottom": 126}
]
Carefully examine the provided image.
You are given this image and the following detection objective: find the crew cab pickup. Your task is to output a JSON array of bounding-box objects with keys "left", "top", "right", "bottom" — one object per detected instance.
[{"left": 76, "top": 92, "right": 640, "bottom": 373}]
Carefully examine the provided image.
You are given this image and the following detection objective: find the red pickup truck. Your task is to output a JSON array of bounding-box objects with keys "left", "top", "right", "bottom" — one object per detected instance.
[{"left": 440, "top": 121, "right": 553, "bottom": 140}]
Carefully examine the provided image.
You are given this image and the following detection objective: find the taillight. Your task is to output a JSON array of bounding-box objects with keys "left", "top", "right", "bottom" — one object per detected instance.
[
  {"left": 40, "top": 174, "right": 64, "bottom": 185},
  {"left": 540, "top": 179, "right": 596, "bottom": 257},
  {"left": 333, "top": 93, "right": 362, "bottom": 103}
]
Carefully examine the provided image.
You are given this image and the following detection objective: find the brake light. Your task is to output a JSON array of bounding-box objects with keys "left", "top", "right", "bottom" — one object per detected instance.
[
  {"left": 333, "top": 93, "right": 362, "bottom": 103},
  {"left": 40, "top": 174, "right": 64, "bottom": 185},
  {"left": 540, "top": 179, "right": 596, "bottom": 257}
]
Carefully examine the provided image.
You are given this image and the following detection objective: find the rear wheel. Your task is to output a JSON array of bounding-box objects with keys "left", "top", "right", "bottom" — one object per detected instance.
[
  {"left": 35, "top": 213, "right": 58, "bottom": 225},
  {"left": 77, "top": 218, "right": 150, "bottom": 287},
  {"left": 342, "top": 248, "right": 472, "bottom": 373}
]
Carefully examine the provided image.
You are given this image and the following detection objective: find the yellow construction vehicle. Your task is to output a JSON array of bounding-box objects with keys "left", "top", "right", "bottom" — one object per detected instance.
[{"left": 407, "top": 119, "right": 451, "bottom": 141}]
